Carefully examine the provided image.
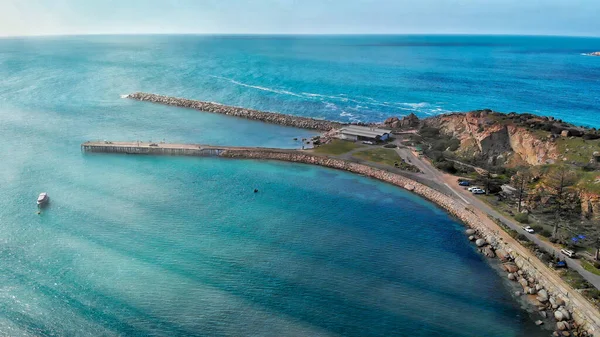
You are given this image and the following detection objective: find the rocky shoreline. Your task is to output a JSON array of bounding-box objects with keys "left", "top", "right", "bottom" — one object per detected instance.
[
  {"left": 218, "top": 149, "right": 600, "bottom": 337},
  {"left": 126, "top": 92, "right": 343, "bottom": 131}
]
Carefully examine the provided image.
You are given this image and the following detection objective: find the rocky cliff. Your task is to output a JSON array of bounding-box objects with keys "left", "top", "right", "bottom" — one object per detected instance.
[
  {"left": 422, "top": 110, "right": 560, "bottom": 166},
  {"left": 582, "top": 192, "right": 600, "bottom": 219}
]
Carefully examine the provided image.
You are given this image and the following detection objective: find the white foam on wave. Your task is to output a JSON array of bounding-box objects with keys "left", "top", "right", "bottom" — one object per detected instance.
[
  {"left": 323, "top": 102, "right": 338, "bottom": 110},
  {"left": 210, "top": 75, "right": 304, "bottom": 98},
  {"left": 120, "top": 94, "right": 129, "bottom": 99},
  {"left": 208, "top": 74, "right": 453, "bottom": 118}
]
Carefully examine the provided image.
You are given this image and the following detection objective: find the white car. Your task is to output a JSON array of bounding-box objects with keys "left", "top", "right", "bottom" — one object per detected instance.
[
  {"left": 522, "top": 226, "right": 534, "bottom": 233},
  {"left": 467, "top": 186, "right": 479, "bottom": 192},
  {"left": 362, "top": 141, "right": 374, "bottom": 145},
  {"left": 471, "top": 188, "right": 486, "bottom": 194},
  {"left": 561, "top": 249, "right": 576, "bottom": 258}
]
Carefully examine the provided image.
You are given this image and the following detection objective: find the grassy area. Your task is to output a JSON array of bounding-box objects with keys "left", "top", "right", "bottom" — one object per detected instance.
[
  {"left": 313, "top": 140, "right": 363, "bottom": 155},
  {"left": 578, "top": 171, "right": 600, "bottom": 194},
  {"left": 352, "top": 148, "right": 401, "bottom": 166},
  {"left": 555, "top": 137, "right": 600, "bottom": 164},
  {"left": 559, "top": 269, "right": 593, "bottom": 289},
  {"left": 582, "top": 260, "right": 600, "bottom": 276}
]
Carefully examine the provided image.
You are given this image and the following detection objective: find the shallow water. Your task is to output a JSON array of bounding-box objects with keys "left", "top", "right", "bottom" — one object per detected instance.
[{"left": 0, "top": 35, "right": 555, "bottom": 336}]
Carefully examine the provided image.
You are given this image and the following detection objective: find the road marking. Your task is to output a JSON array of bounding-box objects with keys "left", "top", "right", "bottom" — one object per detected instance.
[{"left": 444, "top": 183, "right": 470, "bottom": 204}]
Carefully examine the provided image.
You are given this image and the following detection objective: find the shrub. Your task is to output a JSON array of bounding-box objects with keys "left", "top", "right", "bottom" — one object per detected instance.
[
  {"left": 583, "top": 289, "right": 600, "bottom": 300},
  {"left": 540, "top": 229, "right": 552, "bottom": 238},
  {"left": 514, "top": 213, "right": 530, "bottom": 224},
  {"left": 383, "top": 144, "right": 397, "bottom": 148},
  {"left": 530, "top": 225, "right": 543, "bottom": 232},
  {"left": 436, "top": 161, "right": 457, "bottom": 174},
  {"left": 420, "top": 127, "right": 440, "bottom": 138},
  {"left": 516, "top": 234, "right": 529, "bottom": 242},
  {"left": 447, "top": 138, "right": 460, "bottom": 151}
]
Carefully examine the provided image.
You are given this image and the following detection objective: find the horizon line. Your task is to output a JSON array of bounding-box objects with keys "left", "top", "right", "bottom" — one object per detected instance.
[{"left": 1, "top": 32, "right": 600, "bottom": 39}]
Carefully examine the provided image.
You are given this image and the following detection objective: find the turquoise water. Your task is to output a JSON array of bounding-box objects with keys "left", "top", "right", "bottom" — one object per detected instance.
[
  {"left": 0, "top": 35, "right": 565, "bottom": 336},
  {"left": 2, "top": 35, "right": 599, "bottom": 127}
]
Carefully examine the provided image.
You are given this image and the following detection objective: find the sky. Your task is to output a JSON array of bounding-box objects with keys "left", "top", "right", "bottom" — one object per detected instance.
[{"left": 1, "top": 0, "right": 599, "bottom": 37}]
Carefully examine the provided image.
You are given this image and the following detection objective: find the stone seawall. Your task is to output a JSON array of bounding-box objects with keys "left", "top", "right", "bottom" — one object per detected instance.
[
  {"left": 126, "top": 92, "right": 343, "bottom": 131},
  {"left": 219, "top": 149, "right": 600, "bottom": 337}
]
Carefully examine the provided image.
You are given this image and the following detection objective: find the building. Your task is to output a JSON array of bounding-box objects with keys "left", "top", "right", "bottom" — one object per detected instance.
[{"left": 338, "top": 125, "right": 391, "bottom": 142}]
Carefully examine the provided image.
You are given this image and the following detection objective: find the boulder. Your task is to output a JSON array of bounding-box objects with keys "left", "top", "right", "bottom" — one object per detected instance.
[
  {"left": 496, "top": 249, "right": 509, "bottom": 261},
  {"left": 468, "top": 235, "right": 476, "bottom": 241},
  {"left": 537, "top": 289, "right": 549, "bottom": 303},
  {"left": 519, "top": 278, "right": 529, "bottom": 288},
  {"left": 555, "top": 310, "right": 565, "bottom": 321},
  {"left": 535, "top": 320, "right": 544, "bottom": 326},
  {"left": 399, "top": 113, "right": 419, "bottom": 128},
  {"left": 465, "top": 229, "right": 476, "bottom": 235},
  {"left": 514, "top": 291, "right": 522, "bottom": 296},
  {"left": 482, "top": 246, "right": 496, "bottom": 258},
  {"left": 540, "top": 311, "right": 548, "bottom": 318},
  {"left": 559, "top": 308, "right": 571, "bottom": 321},
  {"left": 508, "top": 273, "right": 516, "bottom": 281},
  {"left": 556, "top": 321, "right": 570, "bottom": 331},
  {"left": 384, "top": 117, "right": 399, "bottom": 125},
  {"left": 503, "top": 262, "right": 519, "bottom": 273},
  {"left": 475, "top": 239, "right": 487, "bottom": 247}
]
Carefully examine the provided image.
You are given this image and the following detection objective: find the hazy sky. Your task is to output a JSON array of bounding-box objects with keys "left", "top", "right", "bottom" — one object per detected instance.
[{"left": 1, "top": 0, "right": 599, "bottom": 37}]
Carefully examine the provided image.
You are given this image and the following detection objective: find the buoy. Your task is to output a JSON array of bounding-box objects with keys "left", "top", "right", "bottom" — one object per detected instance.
[
  {"left": 36, "top": 211, "right": 41, "bottom": 215},
  {"left": 254, "top": 189, "right": 259, "bottom": 193}
]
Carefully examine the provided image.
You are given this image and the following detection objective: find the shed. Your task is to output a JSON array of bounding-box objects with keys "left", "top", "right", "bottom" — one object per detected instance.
[{"left": 338, "top": 125, "right": 391, "bottom": 142}]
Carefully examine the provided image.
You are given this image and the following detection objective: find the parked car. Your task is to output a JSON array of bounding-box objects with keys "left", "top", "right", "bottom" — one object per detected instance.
[
  {"left": 554, "top": 261, "right": 567, "bottom": 268},
  {"left": 522, "top": 226, "right": 534, "bottom": 233},
  {"left": 458, "top": 181, "right": 471, "bottom": 186},
  {"left": 467, "top": 186, "right": 478, "bottom": 192},
  {"left": 362, "top": 141, "right": 374, "bottom": 145},
  {"left": 561, "top": 249, "right": 576, "bottom": 258},
  {"left": 471, "top": 188, "right": 486, "bottom": 194}
]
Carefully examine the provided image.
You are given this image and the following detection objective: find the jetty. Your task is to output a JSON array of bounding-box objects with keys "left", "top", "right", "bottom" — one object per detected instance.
[
  {"left": 125, "top": 92, "right": 343, "bottom": 131},
  {"left": 81, "top": 141, "right": 294, "bottom": 157}
]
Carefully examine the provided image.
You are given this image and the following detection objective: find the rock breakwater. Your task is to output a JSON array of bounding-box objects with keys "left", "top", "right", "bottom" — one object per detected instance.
[{"left": 126, "top": 92, "right": 343, "bottom": 131}]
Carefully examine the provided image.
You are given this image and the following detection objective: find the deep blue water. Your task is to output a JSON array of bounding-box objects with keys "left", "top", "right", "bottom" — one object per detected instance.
[{"left": 0, "top": 35, "right": 573, "bottom": 336}]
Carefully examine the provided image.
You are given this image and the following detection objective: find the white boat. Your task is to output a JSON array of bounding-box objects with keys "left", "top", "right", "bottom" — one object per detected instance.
[{"left": 37, "top": 192, "right": 49, "bottom": 206}]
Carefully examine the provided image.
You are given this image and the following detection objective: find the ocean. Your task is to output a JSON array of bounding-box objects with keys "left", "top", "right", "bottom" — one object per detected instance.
[{"left": 1, "top": 34, "right": 594, "bottom": 336}]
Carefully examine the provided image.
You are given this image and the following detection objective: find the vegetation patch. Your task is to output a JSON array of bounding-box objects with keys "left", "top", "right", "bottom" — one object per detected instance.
[
  {"left": 313, "top": 140, "right": 363, "bottom": 155},
  {"left": 560, "top": 269, "right": 593, "bottom": 289},
  {"left": 353, "top": 148, "right": 400, "bottom": 167},
  {"left": 582, "top": 260, "right": 600, "bottom": 276},
  {"left": 514, "top": 212, "right": 530, "bottom": 224}
]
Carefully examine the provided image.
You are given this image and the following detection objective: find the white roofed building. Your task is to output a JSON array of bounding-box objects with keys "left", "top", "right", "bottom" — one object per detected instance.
[{"left": 338, "top": 125, "right": 391, "bottom": 142}]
